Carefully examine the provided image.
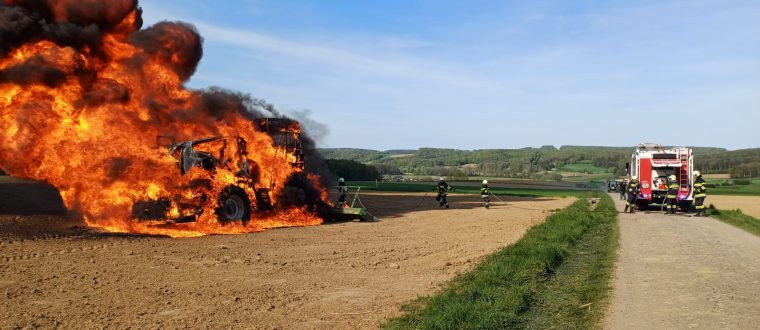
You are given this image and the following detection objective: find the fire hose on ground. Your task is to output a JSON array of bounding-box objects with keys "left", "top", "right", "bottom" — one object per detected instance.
[
  {"left": 488, "top": 192, "right": 543, "bottom": 211},
  {"left": 340, "top": 187, "right": 544, "bottom": 215}
]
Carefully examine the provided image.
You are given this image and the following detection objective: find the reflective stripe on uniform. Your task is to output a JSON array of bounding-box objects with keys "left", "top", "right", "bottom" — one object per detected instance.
[{"left": 666, "top": 183, "right": 679, "bottom": 198}]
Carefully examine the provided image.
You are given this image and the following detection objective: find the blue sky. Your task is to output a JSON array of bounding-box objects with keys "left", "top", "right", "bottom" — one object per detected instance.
[{"left": 140, "top": 0, "right": 760, "bottom": 150}]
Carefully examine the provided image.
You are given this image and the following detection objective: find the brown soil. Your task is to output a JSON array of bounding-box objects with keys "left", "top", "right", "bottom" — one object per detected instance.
[
  {"left": 703, "top": 195, "right": 760, "bottom": 219},
  {"left": 605, "top": 194, "right": 760, "bottom": 329},
  {"left": 0, "top": 192, "right": 574, "bottom": 329}
]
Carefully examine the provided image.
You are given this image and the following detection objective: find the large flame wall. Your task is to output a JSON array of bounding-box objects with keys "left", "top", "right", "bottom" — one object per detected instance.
[{"left": 0, "top": 0, "right": 324, "bottom": 237}]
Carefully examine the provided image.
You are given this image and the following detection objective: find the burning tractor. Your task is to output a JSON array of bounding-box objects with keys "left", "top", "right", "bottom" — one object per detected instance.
[{"left": 131, "top": 118, "right": 309, "bottom": 224}]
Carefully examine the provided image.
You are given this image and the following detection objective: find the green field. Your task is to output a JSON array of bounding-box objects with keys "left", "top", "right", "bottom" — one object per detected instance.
[
  {"left": 383, "top": 194, "right": 618, "bottom": 329},
  {"left": 562, "top": 173, "right": 616, "bottom": 183},
  {"left": 559, "top": 162, "right": 609, "bottom": 174},
  {"left": 348, "top": 181, "right": 589, "bottom": 198},
  {"left": 707, "top": 208, "right": 760, "bottom": 237},
  {"left": 709, "top": 179, "right": 760, "bottom": 196}
]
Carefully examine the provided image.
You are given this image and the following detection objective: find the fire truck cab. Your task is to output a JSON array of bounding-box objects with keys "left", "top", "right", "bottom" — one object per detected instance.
[{"left": 628, "top": 143, "right": 694, "bottom": 210}]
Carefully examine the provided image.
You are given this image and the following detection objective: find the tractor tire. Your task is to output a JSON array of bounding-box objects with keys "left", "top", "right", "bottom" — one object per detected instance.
[{"left": 216, "top": 185, "right": 252, "bottom": 224}]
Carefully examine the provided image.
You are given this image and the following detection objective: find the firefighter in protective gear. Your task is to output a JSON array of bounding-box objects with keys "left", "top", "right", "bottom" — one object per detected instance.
[
  {"left": 618, "top": 180, "right": 627, "bottom": 200},
  {"left": 624, "top": 179, "right": 640, "bottom": 213},
  {"left": 665, "top": 174, "right": 679, "bottom": 214},
  {"left": 480, "top": 180, "right": 490, "bottom": 209},
  {"left": 693, "top": 171, "right": 707, "bottom": 216},
  {"left": 337, "top": 178, "right": 348, "bottom": 206},
  {"left": 435, "top": 177, "right": 451, "bottom": 208}
]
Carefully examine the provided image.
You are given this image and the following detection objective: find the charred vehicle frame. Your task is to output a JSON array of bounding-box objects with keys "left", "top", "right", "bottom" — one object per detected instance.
[{"left": 131, "top": 118, "right": 305, "bottom": 224}]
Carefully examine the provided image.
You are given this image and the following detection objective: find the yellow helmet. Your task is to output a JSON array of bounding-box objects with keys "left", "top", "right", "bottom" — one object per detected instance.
[
  {"left": 693, "top": 170, "right": 701, "bottom": 177},
  {"left": 668, "top": 175, "right": 676, "bottom": 181},
  {"left": 482, "top": 180, "right": 488, "bottom": 184}
]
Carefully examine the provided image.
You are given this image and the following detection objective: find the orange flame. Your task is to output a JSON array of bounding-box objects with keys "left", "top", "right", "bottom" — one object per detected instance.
[{"left": 0, "top": 1, "right": 325, "bottom": 237}]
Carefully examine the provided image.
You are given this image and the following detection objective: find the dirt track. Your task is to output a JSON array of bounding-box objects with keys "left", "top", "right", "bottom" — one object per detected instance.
[
  {"left": 1, "top": 192, "right": 573, "bottom": 329},
  {"left": 605, "top": 194, "right": 760, "bottom": 329}
]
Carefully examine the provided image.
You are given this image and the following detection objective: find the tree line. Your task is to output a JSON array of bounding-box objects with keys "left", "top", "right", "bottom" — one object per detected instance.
[
  {"left": 325, "top": 159, "right": 381, "bottom": 181},
  {"left": 695, "top": 148, "right": 760, "bottom": 178},
  {"left": 321, "top": 146, "right": 759, "bottom": 179}
]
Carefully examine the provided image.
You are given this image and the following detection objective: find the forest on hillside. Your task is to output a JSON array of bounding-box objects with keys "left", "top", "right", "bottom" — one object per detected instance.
[{"left": 319, "top": 146, "right": 759, "bottom": 179}]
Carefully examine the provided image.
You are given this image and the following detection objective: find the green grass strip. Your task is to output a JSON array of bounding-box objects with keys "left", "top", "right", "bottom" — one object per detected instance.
[
  {"left": 348, "top": 181, "right": 588, "bottom": 198},
  {"left": 707, "top": 179, "right": 760, "bottom": 196},
  {"left": 383, "top": 193, "right": 619, "bottom": 330},
  {"left": 707, "top": 208, "right": 760, "bottom": 237}
]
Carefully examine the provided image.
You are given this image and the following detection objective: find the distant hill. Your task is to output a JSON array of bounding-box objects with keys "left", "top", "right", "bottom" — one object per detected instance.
[
  {"left": 319, "top": 146, "right": 758, "bottom": 179},
  {"left": 696, "top": 148, "right": 760, "bottom": 178}
]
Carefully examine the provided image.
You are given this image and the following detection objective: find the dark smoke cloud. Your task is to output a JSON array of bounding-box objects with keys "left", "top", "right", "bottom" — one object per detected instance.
[
  {"left": 194, "top": 87, "right": 276, "bottom": 122},
  {"left": 0, "top": 47, "right": 84, "bottom": 86},
  {"left": 45, "top": 0, "right": 138, "bottom": 26},
  {"left": 129, "top": 21, "right": 202, "bottom": 82},
  {"left": 1, "top": 0, "right": 334, "bottom": 211},
  {"left": 286, "top": 109, "right": 329, "bottom": 145},
  {"left": 247, "top": 97, "right": 281, "bottom": 117},
  {"left": 0, "top": 5, "right": 39, "bottom": 55},
  {"left": 0, "top": 0, "right": 142, "bottom": 56},
  {"left": 0, "top": 56, "right": 68, "bottom": 86},
  {"left": 40, "top": 21, "right": 101, "bottom": 50}
]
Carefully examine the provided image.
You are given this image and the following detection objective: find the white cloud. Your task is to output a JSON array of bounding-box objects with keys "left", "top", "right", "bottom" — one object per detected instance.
[{"left": 139, "top": 0, "right": 760, "bottom": 150}]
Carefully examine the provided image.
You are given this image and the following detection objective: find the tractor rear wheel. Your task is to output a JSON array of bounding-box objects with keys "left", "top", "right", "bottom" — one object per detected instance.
[{"left": 216, "top": 185, "right": 252, "bottom": 224}]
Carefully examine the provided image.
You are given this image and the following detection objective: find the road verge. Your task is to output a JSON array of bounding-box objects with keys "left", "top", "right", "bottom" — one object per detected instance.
[
  {"left": 383, "top": 193, "right": 618, "bottom": 329},
  {"left": 707, "top": 206, "right": 760, "bottom": 237}
]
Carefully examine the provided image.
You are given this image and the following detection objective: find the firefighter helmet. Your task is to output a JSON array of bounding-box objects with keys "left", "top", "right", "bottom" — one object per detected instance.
[
  {"left": 668, "top": 175, "right": 676, "bottom": 181},
  {"left": 482, "top": 180, "right": 488, "bottom": 185},
  {"left": 693, "top": 170, "right": 701, "bottom": 177},
  {"left": 439, "top": 177, "right": 444, "bottom": 181},
  {"left": 339, "top": 177, "right": 345, "bottom": 183}
]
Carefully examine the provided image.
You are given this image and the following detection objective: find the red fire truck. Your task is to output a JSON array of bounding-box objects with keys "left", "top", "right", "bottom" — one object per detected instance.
[{"left": 627, "top": 143, "right": 694, "bottom": 210}]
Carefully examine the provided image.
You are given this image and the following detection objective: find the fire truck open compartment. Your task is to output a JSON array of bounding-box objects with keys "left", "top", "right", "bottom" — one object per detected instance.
[{"left": 629, "top": 143, "right": 694, "bottom": 211}]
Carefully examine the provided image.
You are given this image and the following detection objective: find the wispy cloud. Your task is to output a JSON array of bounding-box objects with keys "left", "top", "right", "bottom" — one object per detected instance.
[
  {"left": 139, "top": 0, "right": 760, "bottom": 150},
  {"left": 192, "top": 21, "right": 492, "bottom": 90}
]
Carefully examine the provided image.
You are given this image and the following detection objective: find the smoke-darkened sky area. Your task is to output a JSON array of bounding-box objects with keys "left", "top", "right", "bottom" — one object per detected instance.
[{"left": 140, "top": 0, "right": 760, "bottom": 150}]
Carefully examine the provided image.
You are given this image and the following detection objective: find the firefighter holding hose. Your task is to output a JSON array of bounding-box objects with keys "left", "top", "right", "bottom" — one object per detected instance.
[
  {"left": 624, "top": 178, "right": 639, "bottom": 213},
  {"left": 665, "top": 174, "right": 679, "bottom": 214},
  {"left": 481, "top": 180, "right": 490, "bottom": 209},
  {"left": 435, "top": 177, "right": 451, "bottom": 208},
  {"left": 337, "top": 178, "right": 348, "bottom": 207},
  {"left": 693, "top": 171, "right": 707, "bottom": 216}
]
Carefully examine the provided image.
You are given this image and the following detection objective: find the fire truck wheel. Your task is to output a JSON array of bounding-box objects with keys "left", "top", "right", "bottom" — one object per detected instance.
[{"left": 216, "top": 185, "right": 252, "bottom": 224}]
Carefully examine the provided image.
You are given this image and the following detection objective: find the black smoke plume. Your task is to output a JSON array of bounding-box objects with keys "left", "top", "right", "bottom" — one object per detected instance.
[{"left": 1, "top": 0, "right": 331, "bottom": 213}]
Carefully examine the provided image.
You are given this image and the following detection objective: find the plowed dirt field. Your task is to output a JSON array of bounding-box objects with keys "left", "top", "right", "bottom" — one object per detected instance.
[{"left": 1, "top": 192, "right": 574, "bottom": 329}]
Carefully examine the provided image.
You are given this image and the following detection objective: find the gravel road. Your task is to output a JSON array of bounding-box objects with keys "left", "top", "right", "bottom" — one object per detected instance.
[{"left": 605, "top": 194, "right": 760, "bottom": 329}]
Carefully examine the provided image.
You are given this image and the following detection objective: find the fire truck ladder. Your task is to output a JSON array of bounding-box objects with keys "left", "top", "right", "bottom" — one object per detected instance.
[{"left": 679, "top": 151, "right": 690, "bottom": 191}]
